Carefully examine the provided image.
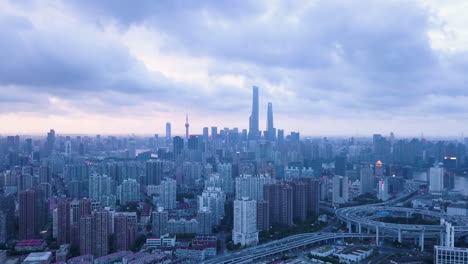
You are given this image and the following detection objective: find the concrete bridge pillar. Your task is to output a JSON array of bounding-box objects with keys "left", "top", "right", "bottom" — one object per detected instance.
[
  {"left": 347, "top": 221, "right": 352, "bottom": 233},
  {"left": 376, "top": 226, "right": 380, "bottom": 245},
  {"left": 398, "top": 229, "right": 402, "bottom": 243},
  {"left": 358, "top": 223, "right": 362, "bottom": 234},
  {"left": 440, "top": 231, "right": 444, "bottom": 246},
  {"left": 419, "top": 230, "right": 425, "bottom": 251}
]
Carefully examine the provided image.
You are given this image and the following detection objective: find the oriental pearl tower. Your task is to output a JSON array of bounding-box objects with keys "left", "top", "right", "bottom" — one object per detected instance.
[{"left": 185, "top": 114, "right": 189, "bottom": 140}]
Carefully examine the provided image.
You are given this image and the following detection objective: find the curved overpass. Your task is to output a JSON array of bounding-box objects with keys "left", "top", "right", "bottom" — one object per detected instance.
[
  {"left": 336, "top": 205, "right": 468, "bottom": 232},
  {"left": 335, "top": 183, "right": 468, "bottom": 250}
]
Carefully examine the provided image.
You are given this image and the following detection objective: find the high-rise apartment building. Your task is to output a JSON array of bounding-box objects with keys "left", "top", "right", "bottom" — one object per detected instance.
[
  {"left": 173, "top": 136, "right": 184, "bottom": 155},
  {"left": 198, "top": 187, "right": 226, "bottom": 226},
  {"left": 182, "top": 162, "right": 203, "bottom": 185},
  {"left": 160, "top": 178, "right": 176, "bottom": 209},
  {"left": 332, "top": 175, "right": 349, "bottom": 206},
  {"left": 360, "top": 167, "right": 374, "bottom": 195},
  {"left": 127, "top": 139, "right": 136, "bottom": 159},
  {"left": 57, "top": 199, "right": 71, "bottom": 245},
  {"left": 120, "top": 178, "right": 140, "bottom": 204},
  {"left": 256, "top": 200, "right": 269, "bottom": 232},
  {"left": 146, "top": 160, "right": 163, "bottom": 186},
  {"left": 211, "top": 126, "right": 218, "bottom": 138},
  {"left": 218, "top": 163, "right": 234, "bottom": 194},
  {"left": 233, "top": 198, "right": 258, "bottom": 247},
  {"left": 197, "top": 208, "right": 212, "bottom": 235},
  {"left": 235, "top": 174, "right": 274, "bottom": 201},
  {"left": 291, "top": 181, "right": 308, "bottom": 222},
  {"left": 0, "top": 194, "right": 15, "bottom": 243},
  {"left": 80, "top": 210, "right": 110, "bottom": 257},
  {"left": 304, "top": 178, "right": 320, "bottom": 216},
  {"left": 79, "top": 198, "right": 92, "bottom": 218},
  {"left": 264, "top": 182, "right": 293, "bottom": 227},
  {"left": 79, "top": 215, "right": 93, "bottom": 255},
  {"left": 335, "top": 155, "right": 346, "bottom": 176},
  {"left": 114, "top": 214, "right": 136, "bottom": 251},
  {"left": 429, "top": 167, "right": 444, "bottom": 194},
  {"left": 0, "top": 212, "right": 6, "bottom": 244},
  {"left": 45, "top": 129, "right": 55, "bottom": 156},
  {"left": 203, "top": 127, "right": 209, "bottom": 141},
  {"left": 89, "top": 173, "right": 113, "bottom": 201},
  {"left": 152, "top": 207, "right": 168, "bottom": 237},
  {"left": 65, "top": 140, "right": 72, "bottom": 156},
  {"left": 19, "top": 190, "right": 37, "bottom": 239},
  {"left": 93, "top": 210, "right": 110, "bottom": 257},
  {"left": 377, "top": 177, "right": 390, "bottom": 201}
]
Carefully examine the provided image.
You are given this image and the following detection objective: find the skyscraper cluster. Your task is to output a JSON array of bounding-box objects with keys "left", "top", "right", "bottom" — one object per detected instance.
[{"left": 1, "top": 84, "right": 468, "bottom": 263}]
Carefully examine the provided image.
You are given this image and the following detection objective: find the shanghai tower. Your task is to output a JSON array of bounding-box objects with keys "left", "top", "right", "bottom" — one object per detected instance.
[
  {"left": 267, "top": 102, "right": 276, "bottom": 141},
  {"left": 248, "top": 86, "right": 259, "bottom": 140}
]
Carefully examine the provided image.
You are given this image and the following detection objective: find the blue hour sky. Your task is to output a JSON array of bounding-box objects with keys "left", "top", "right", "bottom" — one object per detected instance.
[{"left": 1, "top": 0, "right": 468, "bottom": 137}]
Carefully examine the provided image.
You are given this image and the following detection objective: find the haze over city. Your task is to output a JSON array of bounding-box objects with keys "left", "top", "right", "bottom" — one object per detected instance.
[{"left": 2, "top": 0, "right": 468, "bottom": 136}]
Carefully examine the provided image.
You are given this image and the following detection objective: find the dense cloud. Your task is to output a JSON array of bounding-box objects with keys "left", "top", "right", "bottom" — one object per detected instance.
[{"left": 1, "top": 0, "right": 468, "bottom": 135}]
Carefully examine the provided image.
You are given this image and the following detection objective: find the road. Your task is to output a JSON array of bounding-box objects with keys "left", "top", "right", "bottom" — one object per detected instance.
[{"left": 203, "top": 232, "right": 391, "bottom": 264}]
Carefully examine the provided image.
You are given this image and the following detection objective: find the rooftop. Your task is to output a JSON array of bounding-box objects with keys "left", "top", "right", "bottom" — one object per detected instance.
[
  {"left": 16, "top": 239, "right": 45, "bottom": 247},
  {"left": 23, "top": 252, "right": 52, "bottom": 262}
]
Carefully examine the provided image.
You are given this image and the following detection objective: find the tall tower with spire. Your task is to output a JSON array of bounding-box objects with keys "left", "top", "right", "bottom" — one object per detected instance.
[
  {"left": 266, "top": 102, "right": 276, "bottom": 141},
  {"left": 185, "top": 115, "right": 190, "bottom": 140},
  {"left": 248, "top": 86, "right": 259, "bottom": 140}
]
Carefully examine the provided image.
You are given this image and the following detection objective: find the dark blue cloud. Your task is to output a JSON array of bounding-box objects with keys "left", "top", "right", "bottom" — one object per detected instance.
[
  {"left": 69, "top": 1, "right": 436, "bottom": 71},
  {"left": 0, "top": 14, "right": 153, "bottom": 95},
  {"left": 69, "top": 0, "right": 262, "bottom": 26},
  {"left": 2, "top": 0, "right": 468, "bottom": 126}
]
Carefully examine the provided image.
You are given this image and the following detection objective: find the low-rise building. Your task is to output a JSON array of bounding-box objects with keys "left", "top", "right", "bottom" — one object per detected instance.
[
  {"left": 334, "top": 247, "right": 373, "bottom": 263},
  {"left": 0, "top": 250, "right": 7, "bottom": 264},
  {"left": 67, "top": 255, "right": 93, "bottom": 264},
  {"left": 310, "top": 246, "right": 335, "bottom": 257},
  {"left": 93, "top": 251, "right": 132, "bottom": 264},
  {"left": 127, "top": 252, "right": 167, "bottom": 264},
  {"left": 318, "top": 214, "right": 328, "bottom": 223},
  {"left": 191, "top": 235, "right": 217, "bottom": 258},
  {"left": 175, "top": 247, "right": 205, "bottom": 262},
  {"left": 122, "top": 252, "right": 149, "bottom": 264},
  {"left": 54, "top": 245, "right": 69, "bottom": 262},
  {"left": 22, "top": 252, "right": 52, "bottom": 264},
  {"left": 15, "top": 240, "right": 47, "bottom": 252},
  {"left": 411, "top": 199, "right": 432, "bottom": 209},
  {"left": 146, "top": 235, "right": 176, "bottom": 248},
  {"left": 389, "top": 256, "right": 427, "bottom": 264}
]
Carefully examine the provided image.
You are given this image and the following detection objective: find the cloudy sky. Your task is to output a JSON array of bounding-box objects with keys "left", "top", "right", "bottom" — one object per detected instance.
[{"left": 1, "top": 0, "right": 468, "bottom": 137}]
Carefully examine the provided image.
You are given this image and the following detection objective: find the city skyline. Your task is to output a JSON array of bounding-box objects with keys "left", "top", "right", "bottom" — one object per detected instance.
[
  {"left": 1, "top": 85, "right": 467, "bottom": 139},
  {"left": 2, "top": 1, "right": 468, "bottom": 136}
]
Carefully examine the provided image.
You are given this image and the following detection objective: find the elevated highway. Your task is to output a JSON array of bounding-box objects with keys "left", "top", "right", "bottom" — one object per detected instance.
[
  {"left": 335, "top": 183, "right": 468, "bottom": 250},
  {"left": 204, "top": 232, "right": 389, "bottom": 264}
]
